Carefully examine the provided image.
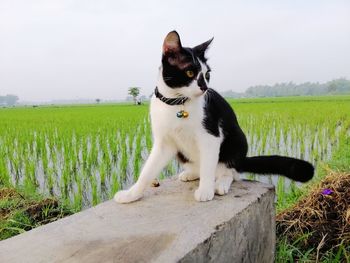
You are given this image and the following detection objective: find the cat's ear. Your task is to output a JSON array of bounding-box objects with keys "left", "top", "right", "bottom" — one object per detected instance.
[
  {"left": 193, "top": 37, "right": 214, "bottom": 58},
  {"left": 163, "top": 31, "right": 182, "bottom": 55}
]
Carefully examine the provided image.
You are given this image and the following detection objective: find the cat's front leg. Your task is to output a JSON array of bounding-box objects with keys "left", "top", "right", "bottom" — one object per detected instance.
[
  {"left": 114, "top": 141, "right": 176, "bottom": 203},
  {"left": 194, "top": 134, "right": 221, "bottom": 202}
]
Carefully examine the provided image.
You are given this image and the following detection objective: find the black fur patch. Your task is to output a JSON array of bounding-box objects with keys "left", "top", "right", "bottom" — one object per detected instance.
[
  {"left": 201, "top": 89, "right": 313, "bottom": 182},
  {"left": 193, "top": 37, "right": 213, "bottom": 63},
  {"left": 239, "top": 156, "right": 314, "bottom": 182},
  {"left": 162, "top": 48, "right": 200, "bottom": 88},
  {"left": 197, "top": 73, "right": 208, "bottom": 91},
  {"left": 202, "top": 89, "right": 248, "bottom": 168}
]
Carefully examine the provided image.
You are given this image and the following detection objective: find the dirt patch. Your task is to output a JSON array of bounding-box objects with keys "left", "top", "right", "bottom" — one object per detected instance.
[
  {"left": 276, "top": 171, "right": 350, "bottom": 254},
  {"left": 0, "top": 187, "right": 72, "bottom": 240},
  {"left": 24, "top": 198, "right": 63, "bottom": 224}
]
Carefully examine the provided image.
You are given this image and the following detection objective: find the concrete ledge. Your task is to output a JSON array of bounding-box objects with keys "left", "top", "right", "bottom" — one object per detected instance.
[{"left": 0, "top": 178, "right": 275, "bottom": 263}]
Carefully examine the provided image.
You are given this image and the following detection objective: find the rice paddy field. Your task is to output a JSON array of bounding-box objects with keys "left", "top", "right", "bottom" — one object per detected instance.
[{"left": 0, "top": 95, "right": 349, "bottom": 212}]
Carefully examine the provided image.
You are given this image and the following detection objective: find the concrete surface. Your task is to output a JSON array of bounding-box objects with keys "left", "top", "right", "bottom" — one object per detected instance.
[{"left": 0, "top": 178, "right": 275, "bottom": 263}]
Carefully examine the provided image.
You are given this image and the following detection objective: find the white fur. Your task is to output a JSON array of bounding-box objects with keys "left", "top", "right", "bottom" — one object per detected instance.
[
  {"left": 114, "top": 64, "right": 239, "bottom": 203},
  {"left": 215, "top": 164, "right": 239, "bottom": 195}
]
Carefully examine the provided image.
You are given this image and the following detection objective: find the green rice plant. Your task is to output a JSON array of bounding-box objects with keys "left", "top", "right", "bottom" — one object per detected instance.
[
  {"left": 72, "top": 172, "right": 83, "bottom": 211},
  {"left": 90, "top": 173, "right": 99, "bottom": 206},
  {"left": 0, "top": 96, "right": 349, "bottom": 210},
  {"left": 23, "top": 159, "right": 37, "bottom": 192},
  {"left": 276, "top": 176, "right": 286, "bottom": 204},
  {"left": 46, "top": 167, "right": 55, "bottom": 196},
  {"left": 133, "top": 126, "right": 143, "bottom": 181},
  {"left": 0, "top": 153, "right": 10, "bottom": 186},
  {"left": 119, "top": 132, "right": 129, "bottom": 182},
  {"left": 99, "top": 161, "right": 105, "bottom": 183},
  {"left": 109, "top": 170, "right": 120, "bottom": 199}
]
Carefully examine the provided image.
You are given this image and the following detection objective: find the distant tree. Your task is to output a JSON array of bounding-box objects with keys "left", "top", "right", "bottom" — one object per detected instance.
[
  {"left": 326, "top": 78, "right": 350, "bottom": 94},
  {"left": 128, "top": 87, "right": 140, "bottom": 105},
  {"left": 0, "top": 94, "right": 19, "bottom": 106},
  {"left": 96, "top": 98, "right": 101, "bottom": 104},
  {"left": 244, "top": 78, "right": 350, "bottom": 97}
]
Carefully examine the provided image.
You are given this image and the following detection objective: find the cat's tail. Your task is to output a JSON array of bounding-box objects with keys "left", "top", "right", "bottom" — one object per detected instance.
[{"left": 238, "top": 155, "right": 314, "bottom": 182}]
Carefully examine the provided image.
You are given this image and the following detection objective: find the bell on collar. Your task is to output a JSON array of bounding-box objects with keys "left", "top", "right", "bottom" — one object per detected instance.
[{"left": 177, "top": 110, "right": 189, "bottom": 118}]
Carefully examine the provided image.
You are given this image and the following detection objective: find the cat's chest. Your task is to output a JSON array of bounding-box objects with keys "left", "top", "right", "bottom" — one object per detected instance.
[{"left": 150, "top": 96, "right": 205, "bottom": 139}]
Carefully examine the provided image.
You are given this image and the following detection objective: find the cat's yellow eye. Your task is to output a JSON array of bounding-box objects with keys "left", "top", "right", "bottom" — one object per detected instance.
[
  {"left": 186, "top": 70, "right": 194, "bottom": 78},
  {"left": 205, "top": 71, "right": 210, "bottom": 81}
]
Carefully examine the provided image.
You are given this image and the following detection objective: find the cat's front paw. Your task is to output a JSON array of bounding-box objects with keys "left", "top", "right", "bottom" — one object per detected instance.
[
  {"left": 215, "top": 176, "right": 233, "bottom": 196},
  {"left": 179, "top": 171, "right": 199, "bottom": 182},
  {"left": 114, "top": 190, "right": 143, "bottom": 204},
  {"left": 194, "top": 187, "right": 214, "bottom": 202}
]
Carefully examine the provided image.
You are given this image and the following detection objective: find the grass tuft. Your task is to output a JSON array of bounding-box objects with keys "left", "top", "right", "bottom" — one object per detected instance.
[
  {"left": 0, "top": 187, "right": 72, "bottom": 241},
  {"left": 276, "top": 171, "right": 350, "bottom": 260}
]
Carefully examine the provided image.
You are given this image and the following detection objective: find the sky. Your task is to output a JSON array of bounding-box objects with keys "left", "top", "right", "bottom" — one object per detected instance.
[{"left": 0, "top": 0, "right": 350, "bottom": 102}]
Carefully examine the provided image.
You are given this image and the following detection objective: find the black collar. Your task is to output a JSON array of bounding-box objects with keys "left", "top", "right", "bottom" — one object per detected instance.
[{"left": 154, "top": 87, "right": 189, "bottom": 106}]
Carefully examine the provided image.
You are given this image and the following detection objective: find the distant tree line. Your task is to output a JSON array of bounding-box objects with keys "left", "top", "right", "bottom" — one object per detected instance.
[
  {"left": 0, "top": 95, "right": 19, "bottom": 106},
  {"left": 221, "top": 78, "right": 350, "bottom": 98}
]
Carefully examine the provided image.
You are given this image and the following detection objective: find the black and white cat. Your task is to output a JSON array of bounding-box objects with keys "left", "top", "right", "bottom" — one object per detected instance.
[{"left": 114, "top": 31, "right": 314, "bottom": 203}]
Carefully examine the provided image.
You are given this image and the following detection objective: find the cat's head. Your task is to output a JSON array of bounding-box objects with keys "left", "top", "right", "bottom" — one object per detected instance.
[{"left": 160, "top": 31, "right": 213, "bottom": 98}]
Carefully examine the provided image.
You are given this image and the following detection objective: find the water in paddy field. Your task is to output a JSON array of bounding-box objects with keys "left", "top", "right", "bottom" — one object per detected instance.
[{"left": 2, "top": 118, "right": 345, "bottom": 210}]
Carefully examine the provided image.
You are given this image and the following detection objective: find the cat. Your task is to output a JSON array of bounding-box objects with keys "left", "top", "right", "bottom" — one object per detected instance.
[{"left": 114, "top": 31, "right": 314, "bottom": 203}]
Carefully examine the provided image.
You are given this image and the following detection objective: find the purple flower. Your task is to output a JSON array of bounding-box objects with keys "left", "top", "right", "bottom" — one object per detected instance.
[{"left": 321, "top": 189, "right": 333, "bottom": 195}]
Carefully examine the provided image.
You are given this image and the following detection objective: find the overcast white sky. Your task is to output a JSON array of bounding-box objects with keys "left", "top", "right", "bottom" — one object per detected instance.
[{"left": 0, "top": 0, "right": 349, "bottom": 102}]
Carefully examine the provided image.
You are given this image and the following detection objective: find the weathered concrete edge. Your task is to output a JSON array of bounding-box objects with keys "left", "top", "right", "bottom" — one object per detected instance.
[
  {"left": 0, "top": 178, "right": 276, "bottom": 263},
  {"left": 179, "top": 188, "right": 276, "bottom": 263}
]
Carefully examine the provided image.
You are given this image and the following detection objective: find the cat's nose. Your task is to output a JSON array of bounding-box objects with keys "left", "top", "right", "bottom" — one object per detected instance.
[{"left": 197, "top": 73, "right": 208, "bottom": 91}]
